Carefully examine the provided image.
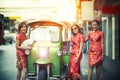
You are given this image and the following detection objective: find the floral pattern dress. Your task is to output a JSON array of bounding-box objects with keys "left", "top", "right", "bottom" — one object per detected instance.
[
  {"left": 16, "top": 33, "right": 27, "bottom": 69},
  {"left": 88, "top": 30, "right": 104, "bottom": 67},
  {"left": 68, "top": 33, "right": 85, "bottom": 79}
]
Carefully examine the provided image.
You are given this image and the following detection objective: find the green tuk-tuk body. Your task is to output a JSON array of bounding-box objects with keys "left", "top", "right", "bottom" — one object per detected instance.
[{"left": 26, "top": 20, "right": 70, "bottom": 79}]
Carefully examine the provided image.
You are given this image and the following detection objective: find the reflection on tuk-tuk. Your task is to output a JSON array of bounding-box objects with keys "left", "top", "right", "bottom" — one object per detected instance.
[{"left": 26, "top": 20, "right": 71, "bottom": 80}]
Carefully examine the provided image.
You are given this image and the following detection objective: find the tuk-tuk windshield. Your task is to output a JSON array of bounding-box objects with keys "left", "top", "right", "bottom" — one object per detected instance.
[{"left": 30, "top": 26, "right": 59, "bottom": 42}]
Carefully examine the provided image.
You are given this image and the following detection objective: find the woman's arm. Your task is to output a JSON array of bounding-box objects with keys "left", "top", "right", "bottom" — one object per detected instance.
[
  {"left": 78, "top": 42, "right": 84, "bottom": 57},
  {"left": 16, "top": 39, "right": 31, "bottom": 50},
  {"left": 85, "top": 37, "right": 89, "bottom": 42},
  {"left": 101, "top": 32, "right": 104, "bottom": 59},
  {"left": 101, "top": 37, "right": 104, "bottom": 59},
  {"left": 101, "top": 38, "right": 104, "bottom": 51},
  {"left": 85, "top": 32, "right": 90, "bottom": 42},
  {"left": 75, "top": 42, "right": 84, "bottom": 63}
]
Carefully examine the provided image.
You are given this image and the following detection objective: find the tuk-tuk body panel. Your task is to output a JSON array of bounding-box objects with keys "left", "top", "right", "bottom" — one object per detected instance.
[
  {"left": 27, "top": 47, "right": 39, "bottom": 74},
  {"left": 62, "top": 55, "right": 70, "bottom": 65},
  {"left": 49, "top": 47, "right": 61, "bottom": 75},
  {"left": 27, "top": 41, "right": 62, "bottom": 75},
  {"left": 27, "top": 20, "right": 70, "bottom": 78}
]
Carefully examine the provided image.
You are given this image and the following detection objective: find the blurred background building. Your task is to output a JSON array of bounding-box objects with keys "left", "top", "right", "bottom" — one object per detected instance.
[{"left": 0, "top": 0, "right": 120, "bottom": 60}]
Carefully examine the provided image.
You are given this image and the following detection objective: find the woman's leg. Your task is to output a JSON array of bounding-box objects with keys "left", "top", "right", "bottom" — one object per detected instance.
[
  {"left": 95, "top": 65, "right": 101, "bottom": 80},
  {"left": 88, "top": 66, "right": 93, "bottom": 80},
  {"left": 16, "top": 68, "right": 21, "bottom": 80},
  {"left": 21, "top": 68, "right": 27, "bottom": 80},
  {"left": 78, "top": 74, "right": 84, "bottom": 80},
  {"left": 78, "top": 66, "right": 84, "bottom": 80}
]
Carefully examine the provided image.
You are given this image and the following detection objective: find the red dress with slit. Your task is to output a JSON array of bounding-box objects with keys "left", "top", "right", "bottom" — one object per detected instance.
[
  {"left": 16, "top": 33, "right": 27, "bottom": 69},
  {"left": 88, "top": 30, "right": 104, "bottom": 67},
  {"left": 68, "top": 33, "right": 85, "bottom": 79}
]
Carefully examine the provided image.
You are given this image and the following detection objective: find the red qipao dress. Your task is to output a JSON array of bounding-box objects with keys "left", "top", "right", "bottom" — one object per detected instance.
[
  {"left": 68, "top": 33, "right": 85, "bottom": 79},
  {"left": 16, "top": 32, "right": 27, "bottom": 69},
  {"left": 88, "top": 30, "right": 104, "bottom": 67}
]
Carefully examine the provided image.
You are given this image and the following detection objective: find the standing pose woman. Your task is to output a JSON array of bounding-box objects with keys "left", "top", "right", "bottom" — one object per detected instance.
[
  {"left": 68, "top": 24, "right": 85, "bottom": 80},
  {"left": 16, "top": 21, "right": 31, "bottom": 80},
  {"left": 86, "top": 20, "right": 104, "bottom": 80}
]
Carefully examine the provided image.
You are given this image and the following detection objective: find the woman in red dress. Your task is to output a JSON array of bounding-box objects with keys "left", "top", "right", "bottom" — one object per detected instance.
[
  {"left": 68, "top": 24, "right": 85, "bottom": 80},
  {"left": 86, "top": 20, "right": 104, "bottom": 80},
  {"left": 16, "top": 21, "right": 31, "bottom": 80}
]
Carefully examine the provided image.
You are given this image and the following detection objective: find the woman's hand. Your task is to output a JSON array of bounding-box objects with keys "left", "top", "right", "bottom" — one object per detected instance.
[
  {"left": 23, "top": 45, "right": 32, "bottom": 50},
  {"left": 26, "top": 45, "right": 32, "bottom": 50},
  {"left": 74, "top": 57, "right": 79, "bottom": 63}
]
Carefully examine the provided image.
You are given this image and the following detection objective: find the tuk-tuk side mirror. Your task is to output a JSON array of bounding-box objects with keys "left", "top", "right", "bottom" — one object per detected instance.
[{"left": 56, "top": 50, "right": 62, "bottom": 56}]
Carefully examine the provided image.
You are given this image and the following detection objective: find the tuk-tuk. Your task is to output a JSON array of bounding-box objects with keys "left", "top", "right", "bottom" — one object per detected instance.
[{"left": 26, "top": 20, "right": 70, "bottom": 80}]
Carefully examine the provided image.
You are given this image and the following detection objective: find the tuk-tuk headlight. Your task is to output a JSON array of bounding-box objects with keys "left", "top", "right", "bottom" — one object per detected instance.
[
  {"left": 38, "top": 47, "right": 49, "bottom": 59},
  {"left": 57, "top": 50, "right": 62, "bottom": 56}
]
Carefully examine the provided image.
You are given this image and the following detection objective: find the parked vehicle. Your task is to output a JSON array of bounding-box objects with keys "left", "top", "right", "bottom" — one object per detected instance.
[
  {"left": 4, "top": 30, "right": 16, "bottom": 44},
  {"left": 26, "top": 20, "right": 70, "bottom": 80},
  {"left": 0, "top": 24, "right": 5, "bottom": 45}
]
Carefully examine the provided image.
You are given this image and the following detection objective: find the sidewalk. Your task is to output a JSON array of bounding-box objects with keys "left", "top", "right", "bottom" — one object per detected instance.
[
  {"left": 81, "top": 53, "right": 120, "bottom": 80},
  {"left": 100, "top": 55, "right": 120, "bottom": 80}
]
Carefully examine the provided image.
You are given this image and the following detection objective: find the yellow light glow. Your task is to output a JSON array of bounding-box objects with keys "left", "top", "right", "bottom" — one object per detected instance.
[{"left": 38, "top": 47, "right": 49, "bottom": 59}]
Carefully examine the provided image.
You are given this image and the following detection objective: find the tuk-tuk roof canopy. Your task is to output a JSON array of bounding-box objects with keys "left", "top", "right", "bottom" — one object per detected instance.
[{"left": 28, "top": 20, "right": 63, "bottom": 30}]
